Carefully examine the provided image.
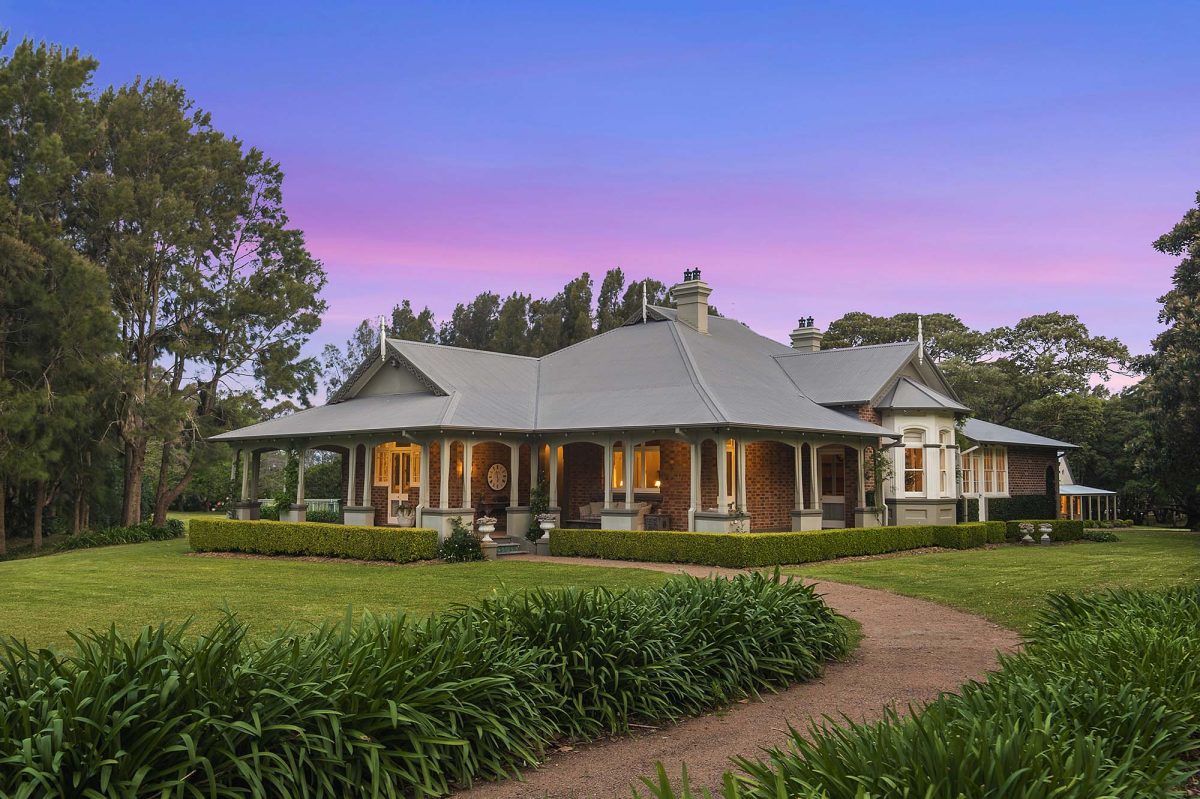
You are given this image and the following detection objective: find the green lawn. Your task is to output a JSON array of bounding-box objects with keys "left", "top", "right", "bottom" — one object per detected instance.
[
  {"left": 792, "top": 528, "right": 1200, "bottom": 632},
  {"left": 0, "top": 539, "right": 669, "bottom": 649}
]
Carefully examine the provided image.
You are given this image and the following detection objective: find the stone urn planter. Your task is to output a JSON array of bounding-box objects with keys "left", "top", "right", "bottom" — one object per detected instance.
[
  {"left": 476, "top": 516, "right": 497, "bottom": 539},
  {"left": 537, "top": 513, "right": 557, "bottom": 533}
]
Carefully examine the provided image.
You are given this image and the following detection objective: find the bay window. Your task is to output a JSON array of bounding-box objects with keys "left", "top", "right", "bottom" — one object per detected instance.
[
  {"left": 902, "top": 430, "right": 924, "bottom": 493},
  {"left": 963, "top": 445, "right": 1007, "bottom": 496}
]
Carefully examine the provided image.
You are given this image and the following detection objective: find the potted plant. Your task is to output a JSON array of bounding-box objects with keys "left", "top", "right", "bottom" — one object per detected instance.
[
  {"left": 475, "top": 515, "right": 498, "bottom": 537},
  {"left": 1037, "top": 523, "right": 1053, "bottom": 544},
  {"left": 1019, "top": 522, "right": 1035, "bottom": 545},
  {"left": 536, "top": 513, "right": 557, "bottom": 534}
]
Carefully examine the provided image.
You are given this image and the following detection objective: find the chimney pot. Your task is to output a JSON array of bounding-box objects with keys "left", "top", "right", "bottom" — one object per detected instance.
[
  {"left": 790, "top": 318, "right": 823, "bottom": 351},
  {"left": 671, "top": 270, "right": 712, "bottom": 333}
]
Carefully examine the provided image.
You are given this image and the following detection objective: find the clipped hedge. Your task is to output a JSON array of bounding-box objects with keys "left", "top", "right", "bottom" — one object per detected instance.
[
  {"left": 550, "top": 522, "right": 994, "bottom": 568},
  {"left": 189, "top": 518, "right": 438, "bottom": 563},
  {"left": 1004, "top": 518, "right": 1085, "bottom": 542},
  {"left": 0, "top": 572, "right": 847, "bottom": 797},
  {"left": 644, "top": 586, "right": 1200, "bottom": 799}
]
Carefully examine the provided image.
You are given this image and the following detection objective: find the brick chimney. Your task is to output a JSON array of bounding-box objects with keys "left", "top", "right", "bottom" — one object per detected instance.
[
  {"left": 671, "top": 268, "right": 712, "bottom": 334},
  {"left": 789, "top": 316, "right": 823, "bottom": 352}
]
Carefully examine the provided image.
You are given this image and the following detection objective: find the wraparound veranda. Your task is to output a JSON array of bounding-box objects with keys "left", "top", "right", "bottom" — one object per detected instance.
[{"left": 215, "top": 271, "right": 1078, "bottom": 544}]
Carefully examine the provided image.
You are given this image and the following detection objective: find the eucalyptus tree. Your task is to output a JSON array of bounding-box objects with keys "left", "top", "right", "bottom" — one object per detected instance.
[
  {"left": 77, "top": 79, "right": 326, "bottom": 525},
  {"left": 1135, "top": 190, "right": 1200, "bottom": 529}
]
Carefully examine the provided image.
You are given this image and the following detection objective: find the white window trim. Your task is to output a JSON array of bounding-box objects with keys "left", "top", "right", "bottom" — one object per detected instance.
[
  {"left": 613, "top": 443, "right": 662, "bottom": 494},
  {"left": 900, "top": 429, "right": 926, "bottom": 497},
  {"left": 963, "top": 445, "right": 1009, "bottom": 497}
]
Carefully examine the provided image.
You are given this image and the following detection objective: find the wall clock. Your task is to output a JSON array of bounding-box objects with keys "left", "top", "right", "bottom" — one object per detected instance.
[{"left": 487, "top": 462, "right": 508, "bottom": 491}]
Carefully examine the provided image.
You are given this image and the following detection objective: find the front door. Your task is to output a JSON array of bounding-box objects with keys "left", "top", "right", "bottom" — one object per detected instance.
[
  {"left": 387, "top": 448, "right": 417, "bottom": 525},
  {"left": 820, "top": 451, "right": 846, "bottom": 528}
]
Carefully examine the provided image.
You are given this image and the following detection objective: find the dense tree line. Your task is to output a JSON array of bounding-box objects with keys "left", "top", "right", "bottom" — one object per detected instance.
[
  {"left": 821, "top": 222, "right": 1200, "bottom": 529},
  {"left": 0, "top": 36, "right": 326, "bottom": 553}
]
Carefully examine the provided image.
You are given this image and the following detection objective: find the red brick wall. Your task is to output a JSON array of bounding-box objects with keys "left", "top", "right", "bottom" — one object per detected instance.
[
  {"left": 857, "top": 405, "right": 881, "bottom": 495},
  {"left": 745, "top": 440, "right": 795, "bottom": 531},
  {"left": 1008, "top": 447, "right": 1057, "bottom": 496},
  {"left": 563, "top": 442, "right": 603, "bottom": 520},
  {"left": 468, "top": 441, "right": 510, "bottom": 510},
  {"left": 699, "top": 439, "right": 719, "bottom": 510},
  {"left": 655, "top": 439, "right": 690, "bottom": 531}
]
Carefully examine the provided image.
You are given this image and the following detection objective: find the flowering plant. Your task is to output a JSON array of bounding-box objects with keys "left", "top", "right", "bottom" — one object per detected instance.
[{"left": 475, "top": 515, "right": 498, "bottom": 526}]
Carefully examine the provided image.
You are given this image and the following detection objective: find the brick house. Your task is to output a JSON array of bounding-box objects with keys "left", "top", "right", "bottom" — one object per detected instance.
[{"left": 214, "top": 271, "right": 1077, "bottom": 541}]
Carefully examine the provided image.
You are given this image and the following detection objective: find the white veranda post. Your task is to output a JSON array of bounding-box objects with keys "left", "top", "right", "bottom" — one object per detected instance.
[
  {"left": 548, "top": 444, "right": 559, "bottom": 508},
  {"left": 362, "top": 444, "right": 374, "bottom": 507},
  {"left": 295, "top": 447, "right": 307, "bottom": 507},
  {"left": 509, "top": 443, "right": 519, "bottom": 507},
  {"left": 688, "top": 440, "right": 701, "bottom": 529},
  {"left": 716, "top": 439, "right": 728, "bottom": 514},
  {"left": 346, "top": 444, "right": 357, "bottom": 505},
  {"left": 240, "top": 449, "right": 251, "bottom": 501},
  {"left": 624, "top": 440, "right": 635, "bottom": 506},
  {"left": 603, "top": 441, "right": 614, "bottom": 510}
]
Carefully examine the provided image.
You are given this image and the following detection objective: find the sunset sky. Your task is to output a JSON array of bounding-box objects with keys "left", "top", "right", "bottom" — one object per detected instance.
[{"left": 8, "top": 1, "right": 1198, "bottom": 365}]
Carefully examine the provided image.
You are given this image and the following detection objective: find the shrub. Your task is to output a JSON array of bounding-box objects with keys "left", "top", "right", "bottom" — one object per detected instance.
[
  {"left": 305, "top": 508, "right": 340, "bottom": 524},
  {"left": 438, "top": 517, "right": 483, "bottom": 562},
  {"left": 55, "top": 520, "right": 185, "bottom": 552},
  {"left": 0, "top": 572, "right": 847, "bottom": 797},
  {"left": 641, "top": 586, "right": 1200, "bottom": 799},
  {"left": 550, "top": 523, "right": 993, "bottom": 568},
  {"left": 1003, "top": 519, "right": 1085, "bottom": 542},
  {"left": 983, "top": 520, "right": 1006, "bottom": 544},
  {"left": 189, "top": 518, "right": 438, "bottom": 563},
  {"left": 259, "top": 500, "right": 280, "bottom": 521},
  {"left": 1083, "top": 529, "right": 1120, "bottom": 542},
  {"left": 985, "top": 494, "right": 1056, "bottom": 521}
]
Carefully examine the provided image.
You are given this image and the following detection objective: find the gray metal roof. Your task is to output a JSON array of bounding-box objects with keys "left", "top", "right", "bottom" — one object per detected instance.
[
  {"left": 214, "top": 307, "right": 896, "bottom": 442},
  {"left": 773, "top": 341, "right": 922, "bottom": 405},
  {"left": 962, "top": 418, "right": 1078, "bottom": 450},
  {"left": 877, "top": 377, "right": 970, "bottom": 413},
  {"left": 1060, "top": 484, "right": 1116, "bottom": 496}
]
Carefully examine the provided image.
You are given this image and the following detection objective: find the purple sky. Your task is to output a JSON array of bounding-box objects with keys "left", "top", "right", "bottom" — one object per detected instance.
[{"left": 8, "top": 2, "right": 1199, "bottom": 368}]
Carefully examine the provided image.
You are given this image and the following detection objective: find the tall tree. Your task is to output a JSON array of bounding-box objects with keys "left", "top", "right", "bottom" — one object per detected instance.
[
  {"left": 1135, "top": 190, "right": 1200, "bottom": 529},
  {"left": 0, "top": 37, "right": 117, "bottom": 550},
  {"left": 439, "top": 292, "right": 500, "bottom": 350},
  {"left": 596, "top": 268, "right": 626, "bottom": 333},
  {"left": 390, "top": 299, "right": 436, "bottom": 343},
  {"left": 77, "top": 78, "right": 326, "bottom": 525},
  {"left": 823, "top": 311, "right": 990, "bottom": 362},
  {"left": 321, "top": 319, "right": 377, "bottom": 394},
  {"left": 491, "top": 293, "right": 532, "bottom": 355}
]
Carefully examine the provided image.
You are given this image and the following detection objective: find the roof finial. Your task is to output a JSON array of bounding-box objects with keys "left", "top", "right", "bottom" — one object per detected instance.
[
  {"left": 379, "top": 314, "right": 387, "bottom": 360},
  {"left": 642, "top": 279, "right": 647, "bottom": 324},
  {"left": 917, "top": 315, "right": 924, "bottom": 365}
]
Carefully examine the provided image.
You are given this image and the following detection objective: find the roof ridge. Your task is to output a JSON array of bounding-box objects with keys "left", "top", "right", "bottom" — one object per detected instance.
[
  {"left": 389, "top": 338, "right": 539, "bottom": 362},
  {"left": 668, "top": 323, "right": 727, "bottom": 423},
  {"left": 775, "top": 340, "right": 918, "bottom": 359}
]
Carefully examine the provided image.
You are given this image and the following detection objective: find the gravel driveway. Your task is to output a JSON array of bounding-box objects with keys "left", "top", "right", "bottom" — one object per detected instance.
[{"left": 456, "top": 556, "right": 1020, "bottom": 799}]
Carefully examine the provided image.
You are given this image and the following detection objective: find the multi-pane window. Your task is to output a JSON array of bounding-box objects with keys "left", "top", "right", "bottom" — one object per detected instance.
[
  {"left": 962, "top": 446, "right": 1007, "bottom": 495},
  {"left": 612, "top": 444, "right": 662, "bottom": 491},
  {"left": 939, "top": 430, "right": 951, "bottom": 496},
  {"left": 374, "top": 444, "right": 419, "bottom": 489},
  {"left": 903, "top": 430, "right": 925, "bottom": 493}
]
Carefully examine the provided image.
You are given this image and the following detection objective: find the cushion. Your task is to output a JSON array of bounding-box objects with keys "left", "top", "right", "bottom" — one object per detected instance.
[
  {"left": 579, "top": 505, "right": 592, "bottom": 519},
  {"left": 589, "top": 501, "right": 604, "bottom": 516}
]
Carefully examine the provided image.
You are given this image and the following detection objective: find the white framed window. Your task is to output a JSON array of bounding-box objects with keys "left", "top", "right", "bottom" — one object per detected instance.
[
  {"left": 939, "top": 430, "right": 952, "bottom": 497},
  {"left": 612, "top": 444, "right": 662, "bottom": 492},
  {"left": 963, "top": 446, "right": 1007, "bottom": 496},
  {"left": 902, "top": 430, "right": 925, "bottom": 494}
]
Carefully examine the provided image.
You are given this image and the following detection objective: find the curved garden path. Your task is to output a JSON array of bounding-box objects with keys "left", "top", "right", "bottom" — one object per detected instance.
[{"left": 457, "top": 556, "right": 1020, "bottom": 799}]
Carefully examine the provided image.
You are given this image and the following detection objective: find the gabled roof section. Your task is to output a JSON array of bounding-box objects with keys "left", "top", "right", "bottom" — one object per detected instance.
[
  {"left": 877, "top": 377, "right": 970, "bottom": 413},
  {"left": 773, "top": 341, "right": 920, "bottom": 405},
  {"left": 773, "top": 340, "right": 964, "bottom": 408},
  {"left": 327, "top": 341, "right": 448, "bottom": 405},
  {"left": 962, "top": 418, "right": 1077, "bottom": 450}
]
